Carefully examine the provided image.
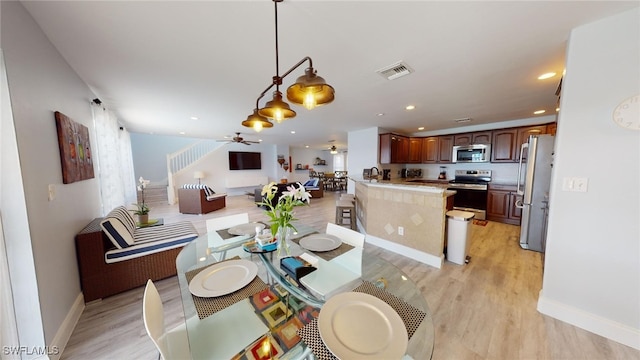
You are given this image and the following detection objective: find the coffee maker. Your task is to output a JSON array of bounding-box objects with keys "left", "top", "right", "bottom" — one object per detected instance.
[{"left": 382, "top": 169, "right": 391, "bottom": 180}]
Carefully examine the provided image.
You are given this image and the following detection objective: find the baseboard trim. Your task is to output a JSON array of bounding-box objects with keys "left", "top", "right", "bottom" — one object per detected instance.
[
  {"left": 537, "top": 290, "right": 640, "bottom": 350},
  {"left": 364, "top": 233, "right": 443, "bottom": 269},
  {"left": 50, "top": 292, "right": 85, "bottom": 360}
]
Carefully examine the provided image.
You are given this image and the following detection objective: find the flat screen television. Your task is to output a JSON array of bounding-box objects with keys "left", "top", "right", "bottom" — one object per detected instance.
[{"left": 228, "top": 151, "right": 262, "bottom": 170}]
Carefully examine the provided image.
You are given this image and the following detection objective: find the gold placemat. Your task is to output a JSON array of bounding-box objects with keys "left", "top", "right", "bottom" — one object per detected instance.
[
  {"left": 185, "top": 257, "right": 268, "bottom": 319},
  {"left": 296, "top": 281, "right": 427, "bottom": 360},
  {"left": 291, "top": 235, "right": 355, "bottom": 261}
]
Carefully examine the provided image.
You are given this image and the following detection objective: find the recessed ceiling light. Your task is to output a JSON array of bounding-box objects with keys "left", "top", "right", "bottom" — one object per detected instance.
[
  {"left": 405, "top": 105, "right": 415, "bottom": 110},
  {"left": 556, "top": 108, "right": 560, "bottom": 112},
  {"left": 377, "top": 113, "right": 385, "bottom": 116},
  {"left": 534, "top": 110, "right": 546, "bottom": 115},
  {"left": 418, "top": 127, "right": 425, "bottom": 130},
  {"left": 290, "top": 131, "right": 296, "bottom": 134},
  {"left": 258, "top": 139, "right": 263, "bottom": 142},
  {"left": 305, "top": 145, "right": 309, "bottom": 148},
  {"left": 179, "top": 131, "right": 186, "bottom": 135},
  {"left": 190, "top": 116, "right": 199, "bottom": 120},
  {"left": 537, "top": 72, "right": 556, "bottom": 80}
]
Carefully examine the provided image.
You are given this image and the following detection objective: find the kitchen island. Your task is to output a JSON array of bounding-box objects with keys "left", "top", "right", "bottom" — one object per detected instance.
[{"left": 355, "top": 180, "right": 455, "bottom": 268}]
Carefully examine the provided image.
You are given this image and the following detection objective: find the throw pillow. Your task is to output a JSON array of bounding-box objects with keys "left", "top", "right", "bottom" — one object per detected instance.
[{"left": 100, "top": 217, "right": 135, "bottom": 248}]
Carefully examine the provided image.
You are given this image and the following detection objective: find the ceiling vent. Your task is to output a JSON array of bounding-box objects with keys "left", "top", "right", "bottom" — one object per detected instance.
[
  {"left": 376, "top": 61, "right": 413, "bottom": 80},
  {"left": 454, "top": 117, "right": 472, "bottom": 123}
]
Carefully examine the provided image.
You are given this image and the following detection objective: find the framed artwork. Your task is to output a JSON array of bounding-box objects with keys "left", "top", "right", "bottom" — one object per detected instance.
[{"left": 54, "top": 111, "right": 94, "bottom": 183}]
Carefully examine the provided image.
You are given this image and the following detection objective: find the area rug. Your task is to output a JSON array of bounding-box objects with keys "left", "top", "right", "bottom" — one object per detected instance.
[{"left": 473, "top": 219, "right": 488, "bottom": 226}]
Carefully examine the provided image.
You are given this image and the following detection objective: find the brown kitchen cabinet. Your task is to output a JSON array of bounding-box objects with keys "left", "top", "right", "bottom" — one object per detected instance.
[
  {"left": 453, "top": 131, "right": 492, "bottom": 146},
  {"left": 492, "top": 125, "right": 547, "bottom": 162},
  {"left": 379, "top": 133, "right": 409, "bottom": 164},
  {"left": 546, "top": 122, "right": 557, "bottom": 136},
  {"left": 408, "top": 137, "right": 423, "bottom": 163},
  {"left": 437, "top": 135, "right": 454, "bottom": 163},
  {"left": 487, "top": 184, "right": 521, "bottom": 225},
  {"left": 491, "top": 128, "right": 519, "bottom": 162},
  {"left": 517, "top": 125, "right": 547, "bottom": 161},
  {"left": 421, "top": 137, "right": 439, "bottom": 163}
]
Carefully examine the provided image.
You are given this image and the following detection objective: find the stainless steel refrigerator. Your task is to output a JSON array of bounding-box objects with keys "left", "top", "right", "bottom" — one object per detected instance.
[{"left": 516, "top": 134, "right": 554, "bottom": 252}]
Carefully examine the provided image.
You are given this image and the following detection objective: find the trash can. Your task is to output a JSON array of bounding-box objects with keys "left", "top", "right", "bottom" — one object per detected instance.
[{"left": 446, "top": 210, "right": 475, "bottom": 265}]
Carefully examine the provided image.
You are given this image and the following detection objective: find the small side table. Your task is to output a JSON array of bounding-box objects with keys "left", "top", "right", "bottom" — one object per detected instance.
[{"left": 137, "top": 218, "right": 164, "bottom": 228}]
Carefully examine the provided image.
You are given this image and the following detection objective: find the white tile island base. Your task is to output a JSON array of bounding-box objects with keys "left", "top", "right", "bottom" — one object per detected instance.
[{"left": 355, "top": 181, "right": 455, "bottom": 269}]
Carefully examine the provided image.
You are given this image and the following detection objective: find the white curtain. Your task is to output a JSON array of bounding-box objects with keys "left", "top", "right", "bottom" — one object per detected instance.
[{"left": 91, "top": 103, "right": 136, "bottom": 215}]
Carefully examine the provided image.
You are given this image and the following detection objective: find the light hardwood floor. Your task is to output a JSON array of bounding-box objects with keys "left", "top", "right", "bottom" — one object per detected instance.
[{"left": 61, "top": 191, "right": 639, "bottom": 360}]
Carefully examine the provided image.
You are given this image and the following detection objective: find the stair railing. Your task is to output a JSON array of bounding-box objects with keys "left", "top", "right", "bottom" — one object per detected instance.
[{"left": 166, "top": 140, "right": 223, "bottom": 204}]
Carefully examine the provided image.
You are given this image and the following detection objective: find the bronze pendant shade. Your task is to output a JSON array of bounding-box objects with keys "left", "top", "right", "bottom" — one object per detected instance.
[{"left": 242, "top": 0, "right": 334, "bottom": 131}]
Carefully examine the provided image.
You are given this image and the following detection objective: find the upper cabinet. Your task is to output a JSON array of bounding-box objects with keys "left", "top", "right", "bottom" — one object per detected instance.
[
  {"left": 408, "top": 138, "right": 423, "bottom": 163},
  {"left": 379, "top": 133, "right": 409, "bottom": 164},
  {"left": 437, "top": 135, "right": 454, "bottom": 163},
  {"left": 421, "top": 137, "right": 439, "bottom": 163},
  {"left": 381, "top": 123, "right": 552, "bottom": 165},
  {"left": 491, "top": 128, "right": 519, "bottom": 163},
  {"left": 422, "top": 135, "right": 453, "bottom": 163},
  {"left": 491, "top": 125, "right": 548, "bottom": 162},
  {"left": 453, "top": 131, "right": 492, "bottom": 146},
  {"left": 517, "top": 125, "right": 547, "bottom": 161}
]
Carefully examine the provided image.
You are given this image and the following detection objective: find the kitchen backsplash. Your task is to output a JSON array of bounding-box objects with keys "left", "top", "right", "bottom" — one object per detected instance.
[{"left": 380, "top": 162, "right": 519, "bottom": 183}]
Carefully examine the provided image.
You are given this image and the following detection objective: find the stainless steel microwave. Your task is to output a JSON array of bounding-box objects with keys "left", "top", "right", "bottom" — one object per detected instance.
[{"left": 452, "top": 144, "right": 491, "bottom": 163}]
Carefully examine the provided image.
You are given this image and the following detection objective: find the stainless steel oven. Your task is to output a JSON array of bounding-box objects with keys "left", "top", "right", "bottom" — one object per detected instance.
[{"left": 447, "top": 170, "right": 491, "bottom": 220}]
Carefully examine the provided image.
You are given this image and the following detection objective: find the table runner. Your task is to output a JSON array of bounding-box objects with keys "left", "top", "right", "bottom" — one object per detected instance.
[
  {"left": 185, "top": 257, "right": 268, "bottom": 319},
  {"left": 291, "top": 235, "right": 354, "bottom": 261},
  {"left": 296, "top": 281, "right": 427, "bottom": 360}
]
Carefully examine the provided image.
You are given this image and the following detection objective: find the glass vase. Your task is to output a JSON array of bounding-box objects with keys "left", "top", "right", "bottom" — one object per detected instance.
[{"left": 276, "top": 226, "right": 291, "bottom": 258}]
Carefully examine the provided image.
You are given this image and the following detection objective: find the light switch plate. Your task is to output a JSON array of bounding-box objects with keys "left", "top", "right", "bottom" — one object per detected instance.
[
  {"left": 562, "top": 177, "right": 588, "bottom": 192},
  {"left": 48, "top": 184, "right": 56, "bottom": 201}
]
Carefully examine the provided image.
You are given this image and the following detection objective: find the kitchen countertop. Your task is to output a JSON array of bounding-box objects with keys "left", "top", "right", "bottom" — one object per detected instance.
[{"left": 360, "top": 179, "right": 455, "bottom": 195}]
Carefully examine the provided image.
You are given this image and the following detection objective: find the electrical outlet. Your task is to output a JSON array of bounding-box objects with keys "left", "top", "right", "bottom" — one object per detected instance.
[{"left": 398, "top": 226, "right": 404, "bottom": 236}]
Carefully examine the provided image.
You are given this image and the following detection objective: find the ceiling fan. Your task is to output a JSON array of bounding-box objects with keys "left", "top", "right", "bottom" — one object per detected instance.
[{"left": 217, "top": 132, "right": 260, "bottom": 145}]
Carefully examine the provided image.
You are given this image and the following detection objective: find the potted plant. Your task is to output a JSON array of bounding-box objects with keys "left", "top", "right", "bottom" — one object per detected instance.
[{"left": 134, "top": 177, "right": 151, "bottom": 224}]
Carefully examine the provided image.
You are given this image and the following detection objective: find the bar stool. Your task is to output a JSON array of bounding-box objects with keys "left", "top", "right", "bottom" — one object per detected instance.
[
  {"left": 335, "top": 200, "right": 356, "bottom": 230},
  {"left": 340, "top": 194, "right": 355, "bottom": 202}
]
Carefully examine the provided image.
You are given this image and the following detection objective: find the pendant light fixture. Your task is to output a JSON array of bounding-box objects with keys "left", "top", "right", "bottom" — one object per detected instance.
[{"left": 242, "top": 0, "right": 335, "bottom": 132}]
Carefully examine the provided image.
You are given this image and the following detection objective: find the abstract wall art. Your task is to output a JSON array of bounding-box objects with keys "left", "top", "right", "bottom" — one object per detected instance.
[{"left": 54, "top": 111, "right": 94, "bottom": 184}]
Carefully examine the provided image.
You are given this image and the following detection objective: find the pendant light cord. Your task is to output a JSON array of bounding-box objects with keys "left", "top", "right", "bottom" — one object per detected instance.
[{"left": 274, "top": 0, "right": 280, "bottom": 89}]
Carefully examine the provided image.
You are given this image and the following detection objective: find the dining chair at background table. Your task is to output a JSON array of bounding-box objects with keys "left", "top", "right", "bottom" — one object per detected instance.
[
  {"left": 143, "top": 279, "right": 191, "bottom": 360},
  {"left": 206, "top": 213, "right": 250, "bottom": 260}
]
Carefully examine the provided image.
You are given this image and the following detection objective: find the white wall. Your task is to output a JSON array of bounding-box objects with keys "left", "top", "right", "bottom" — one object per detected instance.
[
  {"left": 130, "top": 133, "right": 200, "bottom": 184},
  {"left": 289, "top": 147, "right": 335, "bottom": 183},
  {"left": 1, "top": 1, "right": 103, "bottom": 354},
  {"left": 346, "top": 127, "right": 380, "bottom": 193},
  {"left": 538, "top": 8, "right": 640, "bottom": 349}
]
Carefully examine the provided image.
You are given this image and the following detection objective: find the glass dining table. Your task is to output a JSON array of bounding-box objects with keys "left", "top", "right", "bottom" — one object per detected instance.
[{"left": 175, "top": 222, "right": 434, "bottom": 359}]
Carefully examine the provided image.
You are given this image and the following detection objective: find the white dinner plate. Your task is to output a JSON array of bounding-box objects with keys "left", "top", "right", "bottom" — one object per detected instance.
[
  {"left": 188, "top": 259, "right": 258, "bottom": 297},
  {"left": 318, "top": 292, "right": 408, "bottom": 359},
  {"left": 227, "top": 222, "right": 265, "bottom": 236},
  {"left": 299, "top": 234, "right": 342, "bottom": 252}
]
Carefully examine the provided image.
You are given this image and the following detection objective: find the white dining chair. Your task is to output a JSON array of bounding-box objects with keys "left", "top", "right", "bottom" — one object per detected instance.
[
  {"left": 326, "top": 222, "right": 365, "bottom": 248},
  {"left": 206, "top": 213, "right": 250, "bottom": 260},
  {"left": 143, "top": 279, "right": 190, "bottom": 360}
]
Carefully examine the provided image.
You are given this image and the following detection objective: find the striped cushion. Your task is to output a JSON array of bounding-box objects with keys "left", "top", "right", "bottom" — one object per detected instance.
[
  {"left": 182, "top": 183, "right": 215, "bottom": 197},
  {"left": 100, "top": 206, "right": 136, "bottom": 248},
  {"left": 104, "top": 222, "right": 198, "bottom": 263}
]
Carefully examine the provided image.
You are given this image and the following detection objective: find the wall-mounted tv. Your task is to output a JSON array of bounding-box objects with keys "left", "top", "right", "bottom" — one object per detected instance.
[{"left": 229, "top": 151, "right": 262, "bottom": 170}]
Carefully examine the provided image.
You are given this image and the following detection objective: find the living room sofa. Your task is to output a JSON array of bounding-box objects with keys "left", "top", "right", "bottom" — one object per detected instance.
[
  {"left": 178, "top": 184, "right": 226, "bottom": 214},
  {"left": 75, "top": 206, "right": 198, "bottom": 302}
]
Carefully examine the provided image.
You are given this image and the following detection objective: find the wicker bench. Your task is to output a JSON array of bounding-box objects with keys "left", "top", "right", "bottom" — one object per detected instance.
[{"left": 75, "top": 207, "right": 198, "bottom": 302}]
